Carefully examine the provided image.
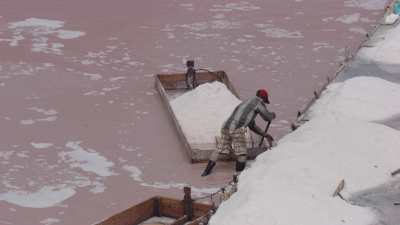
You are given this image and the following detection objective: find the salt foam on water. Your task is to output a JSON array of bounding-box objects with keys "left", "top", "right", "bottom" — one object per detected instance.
[{"left": 170, "top": 81, "right": 241, "bottom": 144}]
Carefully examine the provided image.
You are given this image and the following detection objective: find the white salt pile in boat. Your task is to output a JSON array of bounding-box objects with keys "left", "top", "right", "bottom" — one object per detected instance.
[
  {"left": 170, "top": 81, "right": 241, "bottom": 144},
  {"left": 139, "top": 216, "right": 175, "bottom": 225}
]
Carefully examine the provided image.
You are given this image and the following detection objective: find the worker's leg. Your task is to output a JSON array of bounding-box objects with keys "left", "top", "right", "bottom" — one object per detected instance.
[
  {"left": 235, "top": 155, "right": 247, "bottom": 172},
  {"left": 232, "top": 128, "right": 247, "bottom": 173},
  {"left": 201, "top": 160, "right": 216, "bottom": 177},
  {"left": 201, "top": 129, "right": 232, "bottom": 176}
]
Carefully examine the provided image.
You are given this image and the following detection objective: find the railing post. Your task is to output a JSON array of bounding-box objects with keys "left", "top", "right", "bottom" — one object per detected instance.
[{"left": 183, "top": 186, "right": 194, "bottom": 221}]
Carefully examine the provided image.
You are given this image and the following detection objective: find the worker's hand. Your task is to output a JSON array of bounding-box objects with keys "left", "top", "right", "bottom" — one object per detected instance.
[
  {"left": 271, "top": 112, "right": 276, "bottom": 120},
  {"left": 264, "top": 133, "right": 274, "bottom": 142},
  {"left": 264, "top": 133, "right": 274, "bottom": 147}
]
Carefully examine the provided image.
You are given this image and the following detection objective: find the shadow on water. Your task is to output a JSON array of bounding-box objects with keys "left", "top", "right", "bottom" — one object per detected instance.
[{"left": 350, "top": 179, "right": 400, "bottom": 225}]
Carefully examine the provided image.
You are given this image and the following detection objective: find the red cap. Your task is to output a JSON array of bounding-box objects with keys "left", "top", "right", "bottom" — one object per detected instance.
[{"left": 256, "top": 89, "right": 270, "bottom": 104}]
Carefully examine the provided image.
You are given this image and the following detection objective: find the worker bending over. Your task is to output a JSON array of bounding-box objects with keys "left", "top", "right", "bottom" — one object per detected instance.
[{"left": 201, "top": 89, "right": 276, "bottom": 176}]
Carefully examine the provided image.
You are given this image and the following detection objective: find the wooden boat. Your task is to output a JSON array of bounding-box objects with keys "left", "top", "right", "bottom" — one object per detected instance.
[
  {"left": 155, "top": 65, "right": 267, "bottom": 163},
  {"left": 96, "top": 187, "right": 213, "bottom": 225}
]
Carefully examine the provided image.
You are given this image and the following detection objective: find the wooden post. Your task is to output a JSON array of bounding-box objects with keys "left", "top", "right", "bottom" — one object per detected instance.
[
  {"left": 313, "top": 91, "right": 319, "bottom": 99},
  {"left": 332, "top": 179, "right": 346, "bottom": 201},
  {"left": 332, "top": 179, "right": 345, "bottom": 197},
  {"left": 233, "top": 174, "right": 238, "bottom": 183},
  {"left": 153, "top": 197, "right": 161, "bottom": 217},
  {"left": 297, "top": 111, "right": 302, "bottom": 118},
  {"left": 183, "top": 186, "right": 193, "bottom": 221}
]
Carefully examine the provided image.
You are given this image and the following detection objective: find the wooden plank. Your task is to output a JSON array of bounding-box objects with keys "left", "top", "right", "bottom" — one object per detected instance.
[
  {"left": 157, "top": 71, "right": 221, "bottom": 83},
  {"left": 153, "top": 198, "right": 161, "bottom": 217},
  {"left": 155, "top": 77, "right": 195, "bottom": 162},
  {"left": 159, "top": 197, "right": 184, "bottom": 219},
  {"left": 192, "top": 203, "right": 213, "bottom": 218},
  {"left": 218, "top": 71, "right": 240, "bottom": 98},
  {"left": 194, "top": 71, "right": 221, "bottom": 82},
  {"left": 96, "top": 196, "right": 212, "bottom": 225},
  {"left": 157, "top": 71, "right": 223, "bottom": 90},
  {"left": 96, "top": 197, "right": 156, "bottom": 225},
  {"left": 158, "top": 197, "right": 212, "bottom": 219}
]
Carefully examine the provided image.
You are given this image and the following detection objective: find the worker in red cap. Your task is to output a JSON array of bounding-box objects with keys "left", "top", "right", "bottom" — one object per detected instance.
[{"left": 201, "top": 89, "right": 276, "bottom": 176}]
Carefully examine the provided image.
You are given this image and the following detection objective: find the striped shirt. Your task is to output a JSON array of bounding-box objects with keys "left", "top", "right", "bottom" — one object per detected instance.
[{"left": 223, "top": 96, "right": 274, "bottom": 131}]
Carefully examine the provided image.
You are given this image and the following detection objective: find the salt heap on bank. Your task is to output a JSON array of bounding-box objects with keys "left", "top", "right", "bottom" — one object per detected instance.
[
  {"left": 359, "top": 19, "right": 400, "bottom": 64},
  {"left": 170, "top": 81, "right": 241, "bottom": 144},
  {"left": 209, "top": 76, "right": 400, "bottom": 225}
]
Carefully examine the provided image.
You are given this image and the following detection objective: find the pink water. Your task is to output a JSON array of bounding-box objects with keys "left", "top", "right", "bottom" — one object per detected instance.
[{"left": 0, "top": 0, "right": 387, "bottom": 224}]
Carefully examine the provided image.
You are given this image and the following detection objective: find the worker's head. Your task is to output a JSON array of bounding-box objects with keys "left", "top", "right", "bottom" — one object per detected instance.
[{"left": 256, "top": 89, "right": 270, "bottom": 104}]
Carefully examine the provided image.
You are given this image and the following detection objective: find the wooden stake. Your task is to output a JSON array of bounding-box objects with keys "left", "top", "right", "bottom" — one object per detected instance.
[
  {"left": 313, "top": 91, "right": 319, "bottom": 99},
  {"left": 332, "top": 179, "right": 345, "bottom": 197},
  {"left": 183, "top": 186, "right": 193, "bottom": 221}
]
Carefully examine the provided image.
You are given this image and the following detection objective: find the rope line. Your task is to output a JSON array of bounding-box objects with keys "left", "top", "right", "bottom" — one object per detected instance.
[
  {"left": 190, "top": 185, "right": 238, "bottom": 225},
  {"left": 192, "top": 175, "right": 239, "bottom": 212}
]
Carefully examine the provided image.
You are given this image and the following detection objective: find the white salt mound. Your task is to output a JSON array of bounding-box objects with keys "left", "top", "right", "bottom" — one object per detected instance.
[
  {"left": 209, "top": 77, "right": 400, "bottom": 225},
  {"left": 309, "top": 76, "right": 400, "bottom": 121},
  {"left": 171, "top": 81, "right": 241, "bottom": 144},
  {"left": 359, "top": 22, "right": 400, "bottom": 64},
  {"left": 383, "top": 13, "right": 399, "bottom": 25}
]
